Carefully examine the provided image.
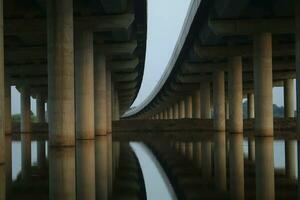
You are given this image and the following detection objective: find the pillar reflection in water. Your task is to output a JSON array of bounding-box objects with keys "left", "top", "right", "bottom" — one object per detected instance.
[
  {"left": 95, "top": 136, "right": 108, "bottom": 200},
  {"left": 201, "top": 140, "right": 212, "bottom": 184},
  {"left": 248, "top": 137, "right": 255, "bottom": 162},
  {"left": 112, "top": 141, "right": 120, "bottom": 180},
  {"left": 185, "top": 142, "right": 193, "bottom": 160},
  {"left": 37, "top": 140, "right": 47, "bottom": 171},
  {"left": 214, "top": 132, "right": 227, "bottom": 191},
  {"left": 285, "top": 139, "right": 296, "bottom": 180},
  {"left": 21, "top": 133, "right": 31, "bottom": 181},
  {"left": 229, "top": 134, "right": 244, "bottom": 200},
  {"left": 76, "top": 140, "right": 95, "bottom": 200},
  {"left": 107, "top": 135, "right": 113, "bottom": 197},
  {"left": 5, "top": 136, "right": 12, "bottom": 198},
  {"left": 49, "top": 148, "right": 76, "bottom": 200},
  {"left": 180, "top": 142, "right": 186, "bottom": 155},
  {"left": 255, "top": 137, "right": 274, "bottom": 200},
  {"left": 0, "top": 165, "right": 5, "bottom": 200},
  {"left": 193, "top": 142, "right": 201, "bottom": 168}
]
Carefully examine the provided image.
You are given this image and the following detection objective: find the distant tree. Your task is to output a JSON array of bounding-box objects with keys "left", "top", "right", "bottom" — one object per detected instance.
[{"left": 12, "top": 111, "right": 37, "bottom": 122}]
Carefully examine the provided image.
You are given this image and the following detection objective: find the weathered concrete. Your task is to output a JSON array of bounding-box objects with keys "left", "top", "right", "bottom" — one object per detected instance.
[
  {"left": 179, "top": 100, "right": 185, "bottom": 119},
  {"left": 202, "top": 141, "right": 212, "bottom": 183},
  {"left": 94, "top": 54, "right": 107, "bottom": 136},
  {"left": 192, "top": 90, "right": 201, "bottom": 118},
  {"left": 36, "top": 94, "right": 45, "bottom": 123},
  {"left": 254, "top": 32, "right": 273, "bottom": 136},
  {"left": 37, "top": 141, "right": 46, "bottom": 170},
  {"left": 48, "top": 0, "right": 75, "bottom": 146},
  {"left": 185, "top": 142, "right": 193, "bottom": 160},
  {"left": 5, "top": 77, "right": 11, "bottom": 135},
  {"left": 185, "top": 96, "right": 193, "bottom": 119},
  {"left": 284, "top": 79, "right": 295, "bottom": 118},
  {"left": 0, "top": 0, "right": 4, "bottom": 164},
  {"left": 21, "top": 133, "right": 31, "bottom": 181},
  {"left": 20, "top": 86, "right": 31, "bottom": 133},
  {"left": 5, "top": 136, "right": 12, "bottom": 197},
  {"left": 49, "top": 147, "right": 76, "bottom": 200},
  {"left": 75, "top": 31, "right": 95, "bottom": 139},
  {"left": 168, "top": 107, "right": 173, "bottom": 120},
  {"left": 214, "top": 132, "right": 227, "bottom": 191},
  {"left": 0, "top": 165, "right": 4, "bottom": 200},
  {"left": 200, "top": 81, "right": 211, "bottom": 119},
  {"left": 164, "top": 109, "right": 169, "bottom": 119},
  {"left": 173, "top": 103, "right": 179, "bottom": 119},
  {"left": 193, "top": 142, "right": 201, "bottom": 168},
  {"left": 228, "top": 56, "right": 243, "bottom": 133},
  {"left": 76, "top": 141, "right": 96, "bottom": 200},
  {"left": 248, "top": 137, "right": 255, "bottom": 162},
  {"left": 247, "top": 93, "right": 255, "bottom": 119},
  {"left": 213, "top": 70, "right": 225, "bottom": 131},
  {"left": 106, "top": 69, "right": 112, "bottom": 133}
]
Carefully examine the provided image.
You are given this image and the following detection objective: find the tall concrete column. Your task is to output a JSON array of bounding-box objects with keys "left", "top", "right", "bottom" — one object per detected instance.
[
  {"left": 192, "top": 90, "right": 201, "bottom": 118},
  {"left": 159, "top": 112, "right": 163, "bottom": 119},
  {"left": 228, "top": 56, "right": 243, "bottom": 133},
  {"left": 94, "top": 54, "right": 107, "bottom": 135},
  {"left": 75, "top": 31, "right": 94, "bottom": 139},
  {"left": 168, "top": 107, "right": 173, "bottom": 119},
  {"left": 185, "top": 96, "right": 193, "bottom": 118},
  {"left": 284, "top": 79, "right": 296, "bottom": 179},
  {"left": 213, "top": 70, "right": 225, "bottom": 131},
  {"left": 5, "top": 77, "right": 11, "bottom": 135},
  {"left": 164, "top": 109, "right": 168, "bottom": 119},
  {"left": 173, "top": 103, "right": 179, "bottom": 119},
  {"left": 47, "top": 0, "right": 75, "bottom": 146},
  {"left": 114, "top": 89, "right": 120, "bottom": 120},
  {"left": 247, "top": 93, "right": 255, "bottom": 119},
  {"left": 36, "top": 94, "right": 45, "bottom": 123},
  {"left": 253, "top": 32, "right": 274, "bottom": 200},
  {"left": 20, "top": 86, "right": 31, "bottom": 133},
  {"left": 200, "top": 82, "right": 211, "bottom": 119},
  {"left": 0, "top": 0, "right": 4, "bottom": 165},
  {"left": 106, "top": 70, "right": 112, "bottom": 133},
  {"left": 179, "top": 100, "right": 185, "bottom": 119}
]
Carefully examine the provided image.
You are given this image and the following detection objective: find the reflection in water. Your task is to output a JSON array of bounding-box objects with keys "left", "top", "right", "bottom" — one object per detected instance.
[
  {"left": 214, "top": 132, "right": 227, "bottom": 191},
  {"left": 21, "top": 133, "right": 31, "bottom": 181},
  {"left": 255, "top": 137, "right": 275, "bottom": 200},
  {"left": 285, "top": 140, "right": 297, "bottom": 179},
  {"left": 5, "top": 136, "right": 12, "bottom": 198},
  {"left": 130, "top": 142, "right": 177, "bottom": 200},
  {"left": 193, "top": 142, "right": 201, "bottom": 168},
  {"left": 202, "top": 140, "right": 212, "bottom": 184},
  {"left": 95, "top": 136, "right": 108, "bottom": 200},
  {"left": 229, "top": 134, "right": 244, "bottom": 200},
  {"left": 37, "top": 141, "right": 47, "bottom": 171},
  {"left": 0, "top": 164, "right": 5, "bottom": 200},
  {"left": 76, "top": 140, "right": 95, "bottom": 200},
  {"left": 49, "top": 147, "right": 76, "bottom": 200}
]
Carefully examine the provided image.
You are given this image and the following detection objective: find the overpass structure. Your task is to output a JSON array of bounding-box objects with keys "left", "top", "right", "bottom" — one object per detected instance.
[{"left": 124, "top": 0, "right": 300, "bottom": 199}]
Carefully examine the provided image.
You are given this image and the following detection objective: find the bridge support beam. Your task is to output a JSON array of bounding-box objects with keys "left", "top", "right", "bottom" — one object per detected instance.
[
  {"left": 254, "top": 32, "right": 274, "bottom": 200},
  {"left": 48, "top": 0, "right": 75, "bottom": 146},
  {"left": 5, "top": 77, "right": 11, "bottom": 135},
  {"left": 213, "top": 70, "right": 225, "bottom": 131},
  {"left": 106, "top": 69, "right": 112, "bottom": 133},
  {"left": 173, "top": 103, "right": 179, "bottom": 119},
  {"left": 200, "top": 81, "right": 211, "bottom": 119},
  {"left": 247, "top": 93, "right": 255, "bottom": 162},
  {"left": 20, "top": 85, "right": 31, "bottom": 133},
  {"left": 185, "top": 96, "right": 193, "bottom": 118},
  {"left": 168, "top": 107, "right": 173, "bottom": 119},
  {"left": 95, "top": 54, "right": 107, "bottom": 135},
  {"left": 179, "top": 99, "right": 185, "bottom": 119},
  {"left": 192, "top": 90, "right": 201, "bottom": 118},
  {"left": 75, "top": 31, "right": 94, "bottom": 139},
  {"left": 0, "top": 0, "right": 3, "bottom": 164},
  {"left": 36, "top": 94, "right": 46, "bottom": 123},
  {"left": 36, "top": 94, "right": 46, "bottom": 170}
]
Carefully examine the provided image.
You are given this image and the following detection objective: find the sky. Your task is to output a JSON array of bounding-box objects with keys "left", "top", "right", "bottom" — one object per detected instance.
[{"left": 10, "top": 0, "right": 292, "bottom": 115}]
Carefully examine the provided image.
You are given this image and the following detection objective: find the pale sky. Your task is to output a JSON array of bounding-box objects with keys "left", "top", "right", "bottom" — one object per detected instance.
[{"left": 10, "top": 0, "right": 290, "bottom": 115}]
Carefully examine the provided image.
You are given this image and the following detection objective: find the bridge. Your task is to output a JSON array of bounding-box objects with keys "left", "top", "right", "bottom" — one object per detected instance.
[{"left": 0, "top": 0, "right": 300, "bottom": 200}]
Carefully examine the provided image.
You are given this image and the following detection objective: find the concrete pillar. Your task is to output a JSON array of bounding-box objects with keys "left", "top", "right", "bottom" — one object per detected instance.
[
  {"left": 193, "top": 142, "right": 201, "bottom": 168},
  {"left": 49, "top": 148, "right": 76, "bottom": 200},
  {"left": 284, "top": 79, "right": 295, "bottom": 118},
  {"left": 36, "top": 94, "right": 45, "bottom": 123},
  {"left": 95, "top": 136, "right": 108, "bottom": 200},
  {"left": 159, "top": 112, "right": 163, "bottom": 119},
  {"left": 164, "top": 109, "right": 168, "bottom": 119},
  {"left": 213, "top": 70, "right": 225, "bottom": 131},
  {"left": 228, "top": 56, "right": 243, "bottom": 133},
  {"left": 168, "top": 107, "right": 173, "bottom": 119},
  {"left": 114, "top": 89, "right": 120, "bottom": 120},
  {"left": 37, "top": 141, "right": 46, "bottom": 171},
  {"left": 20, "top": 85, "right": 31, "bottom": 133},
  {"left": 48, "top": 0, "right": 75, "bottom": 146},
  {"left": 76, "top": 141, "right": 96, "bottom": 200},
  {"left": 185, "top": 96, "right": 193, "bottom": 118},
  {"left": 225, "top": 100, "right": 229, "bottom": 120},
  {"left": 192, "top": 90, "right": 201, "bottom": 118},
  {"left": 5, "top": 77, "right": 11, "bottom": 135},
  {"left": 254, "top": 32, "right": 273, "bottom": 136},
  {"left": 106, "top": 70, "right": 112, "bottom": 133},
  {"left": 75, "top": 31, "right": 94, "bottom": 139},
  {"left": 21, "top": 133, "right": 31, "bottom": 181},
  {"left": 180, "top": 143, "right": 186, "bottom": 155},
  {"left": 247, "top": 93, "right": 255, "bottom": 119},
  {"left": 229, "top": 134, "right": 244, "bottom": 200},
  {"left": 173, "top": 103, "right": 179, "bottom": 119},
  {"left": 253, "top": 32, "right": 274, "bottom": 200},
  {"left": 214, "top": 132, "right": 227, "bottom": 191},
  {"left": 200, "top": 82, "right": 211, "bottom": 119},
  {"left": 179, "top": 100, "right": 185, "bottom": 119},
  {"left": 94, "top": 54, "right": 107, "bottom": 135},
  {"left": 0, "top": 0, "right": 4, "bottom": 165}
]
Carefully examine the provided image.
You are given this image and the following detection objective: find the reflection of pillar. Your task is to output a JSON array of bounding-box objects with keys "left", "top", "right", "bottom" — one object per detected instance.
[
  {"left": 164, "top": 109, "right": 168, "bottom": 119},
  {"left": 179, "top": 100, "right": 185, "bottom": 119},
  {"left": 248, "top": 137, "right": 255, "bottom": 162},
  {"left": 201, "top": 141, "right": 212, "bottom": 183},
  {"left": 168, "top": 107, "right": 173, "bottom": 119},
  {"left": 255, "top": 137, "right": 274, "bottom": 200},
  {"left": 37, "top": 141, "right": 46, "bottom": 170},
  {"left": 20, "top": 85, "right": 31, "bottom": 133},
  {"left": 185, "top": 142, "right": 193, "bottom": 160},
  {"left": 180, "top": 143, "right": 186, "bottom": 155},
  {"left": 76, "top": 141, "right": 95, "bottom": 200},
  {"left": 5, "top": 136, "right": 12, "bottom": 197},
  {"left": 213, "top": 70, "right": 225, "bottom": 131},
  {"left": 185, "top": 96, "right": 193, "bottom": 118},
  {"left": 192, "top": 90, "right": 201, "bottom": 118},
  {"left": 21, "top": 133, "right": 31, "bottom": 181},
  {"left": 75, "top": 31, "right": 94, "bottom": 139},
  {"left": 173, "top": 103, "right": 179, "bottom": 119},
  {"left": 106, "top": 70, "right": 112, "bottom": 133},
  {"left": 95, "top": 136, "right": 108, "bottom": 200},
  {"left": 48, "top": 0, "right": 75, "bottom": 146},
  {"left": 247, "top": 93, "right": 254, "bottom": 119},
  {"left": 193, "top": 142, "right": 201, "bottom": 168},
  {"left": 254, "top": 32, "right": 274, "bottom": 200},
  {"left": 228, "top": 56, "right": 243, "bottom": 133},
  {"left": 0, "top": 0, "right": 4, "bottom": 165},
  {"left": 214, "top": 132, "right": 227, "bottom": 191},
  {"left": 229, "top": 134, "right": 244, "bottom": 200},
  {"left": 49, "top": 148, "right": 76, "bottom": 200},
  {"left": 0, "top": 165, "right": 5, "bottom": 200},
  {"left": 107, "top": 135, "right": 113, "bottom": 197},
  {"left": 94, "top": 54, "right": 107, "bottom": 136},
  {"left": 200, "top": 82, "right": 211, "bottom": 119}
]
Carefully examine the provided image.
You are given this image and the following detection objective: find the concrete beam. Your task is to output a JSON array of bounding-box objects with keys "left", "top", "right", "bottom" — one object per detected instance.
[
  {"left": 108, "top": 58, "right": 139, "bottom": 72},
  {"left": 95, "top": 41, "right": 137, "bottom": 55},
  {"left": 113, "top": 72, "right": 138, "bottom": 82}
]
